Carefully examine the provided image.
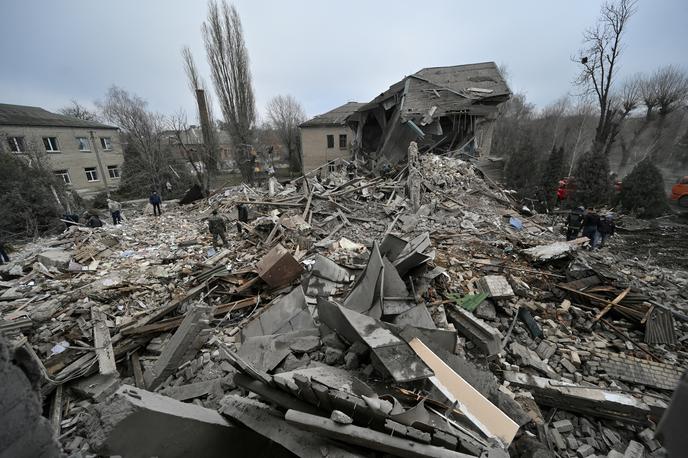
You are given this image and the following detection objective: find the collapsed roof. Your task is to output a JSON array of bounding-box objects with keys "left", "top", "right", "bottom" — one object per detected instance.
[{"left": 346, "top": 62, "right": 511, "bottom": 166}]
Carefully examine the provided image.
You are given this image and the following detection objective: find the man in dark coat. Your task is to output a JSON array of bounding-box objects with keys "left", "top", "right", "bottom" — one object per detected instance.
[
  {"left": 149, "top": 191, "right": 162, "bottom": 216},
  {"left": 565, "top": 206, "right": 584, "bottom": 241},
  {"left": 236, "top": 203, "right": 249, "bottom": 235},
  {"left": 581, "top": 208, "right": 600, "bottom": 248},
  {"left": 597, "top": 213, "right": 615, "bottom": 248}
]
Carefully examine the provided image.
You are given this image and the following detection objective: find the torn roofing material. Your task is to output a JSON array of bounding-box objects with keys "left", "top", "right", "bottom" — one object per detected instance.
[
  {"left": 317, "top": 297, "right": 433, "bottom": 383},
  {"left": 241, "top": 286, "right": 315, "bottom": 341}
]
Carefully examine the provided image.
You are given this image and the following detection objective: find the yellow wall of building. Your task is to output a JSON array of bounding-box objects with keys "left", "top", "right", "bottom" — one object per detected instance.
[
  {"left": 1, "top": 125, "right": 124, "bottom": 196},
  {"left": 300, "top": 125, "right": 355, "bottom": 176}
]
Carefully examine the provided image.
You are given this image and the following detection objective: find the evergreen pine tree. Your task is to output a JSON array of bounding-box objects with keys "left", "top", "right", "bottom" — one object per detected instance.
[
  {"left": 572, "top": 151, "right": 612, "bottom": 207},
  {"left": 505, "top": 134, "right": 541, "bottom": 197},
  {"left": 541, "top": 146, "right": 566, "bottom": 207},
  {"left": 618, "top": 158, "right": 669, "bottom": 218}
]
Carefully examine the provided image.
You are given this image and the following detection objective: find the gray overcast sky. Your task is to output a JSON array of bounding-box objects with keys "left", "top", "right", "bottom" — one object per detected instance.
[{"left": 1, "top": 0, "right": 686, "bottom": 122}]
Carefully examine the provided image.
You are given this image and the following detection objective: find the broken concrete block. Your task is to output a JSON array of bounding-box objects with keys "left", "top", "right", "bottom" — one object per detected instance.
[
  {"left": 28, "top": 299, "right": 60, "bottom": 322},
  {"left": 86, "top": 385, "right": 270, "bottom": 458},
  {"left": 256, "top": 243, "right": 304, "bottom": 288},
  {"left": 576, "top": 444, "right": 594, "bottom": 457},
  {"left": 325, "top": 347, "right": 344, "bottom": 365},
  {"left": 503, "top": 371, "right": 651, "bottom": 424},
  {"left": 71, "top": 373, "right": 121, "bottom": 402},
  {"left": 446, "top": 304, "right": 502, "bottom": 356},
  {"left": 535, "top": 340, "right": 557, "bottom": 360},
  {"left": 623, "top": 440, "right": 645, "bottom": 458},
  {"left": 475, "top": 301, "right": 497, "bottom": 320},
  {"left": 553, "top": 419, "right": 574, "bottom": 433},
  {"left": 343, "top": 351, "right": 359, "bottom": 370},
  {"left": 285, "top": 409, "right": 465, "bottom": 458},
  {"left": 241, "top": 286, "right": 315, "bottom": 341},
  {"left": 37, "top": 249, "right": 71, "bottom": 269},
  {"left": 510, "top": 343, "right": 558, "bottom": 378},
  {"left": 330, "top": 410, "right": 354, "bottom": 425},
  {"left": 219, "top": 395, "right": 360, "bottom": 458},
  {"left": 392, "top": 304, "right": 436, "bottom": 329},
  {"left": 478, "top": 275, "right": 514, "bottom": 299},
  {"left": 550, "top": 428, "right": 566, "bottom": 450},
  {"left": 145, "top": 304, "right": 213, "bottom": 390}
]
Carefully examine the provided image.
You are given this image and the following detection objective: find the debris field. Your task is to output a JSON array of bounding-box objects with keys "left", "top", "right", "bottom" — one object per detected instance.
[{"left": 1, "top": 150, "right": 687, "bottom": 458}]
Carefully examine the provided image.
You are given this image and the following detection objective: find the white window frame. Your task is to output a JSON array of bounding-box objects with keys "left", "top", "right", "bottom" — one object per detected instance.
[
  {"left": 85, "top": 167, "right": 99, "bottom": 182},
  {"left": 43, "top": 137, "right": 60, "bottom": 152},
  {"left": 76, "top": 137, "right": 91, "bottom": 151},
  {"left": 107, "top": 165, "right": 120, "bottom": 179},
  {"left": 7, "top": 136, "right": 25, "bottom": 153},
  {"left": 100, "top": 137, "right": 112, "bottom": 150},
  {"left": 54, "top": 170, "right": 71, "bottom": 184}
]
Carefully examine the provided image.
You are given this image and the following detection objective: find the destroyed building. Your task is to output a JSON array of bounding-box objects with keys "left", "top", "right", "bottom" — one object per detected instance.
[
  {"left": 0, "top": 146, "right": 686, "bottom": 457},
  {"left": 346, "top": 62, "right": 511, "bottom": 168}
]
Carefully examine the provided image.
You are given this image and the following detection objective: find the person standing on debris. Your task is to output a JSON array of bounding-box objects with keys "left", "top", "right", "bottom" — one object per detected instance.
[
  {"left": 236, "top": 203, "right": 249, "bottom": 235},
  {"left": 346, "top": 161, "right": 356, "bottom": 180},
  {"left": 565, "top": 206, "right": 584, "bottom": 241},
  {"left": 149, "top": 191, "right": 162, "bottom": 216},
  {"left": 107, "top": 198, "right": 122, "bottom": 225},
  {"left": 207, "top": 210, "right": 229, "bottom": 247},
  {"left": 0, "top": 241, "right": 10, "bottom": 264},
  {"left": 597, "top": 213, "right": 615, "bottom": 248},
  {"left": 581, "top": 207, "right": 600, "bottom": 248}
]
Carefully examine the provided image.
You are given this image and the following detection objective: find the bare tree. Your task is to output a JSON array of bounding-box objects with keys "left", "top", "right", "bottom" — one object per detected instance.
[
  {"left": 266, "top": 95, "right": 306, "bottom": 173},
  {"left": 640, "top": 74, "right": 659, "bottom": 120},
  {"left": 575, "top": 0, "right": 637, "bottom": 155},
  {"left": 653, "top": 65, "right": 688, "bottom": 117},
  {"left": 202, "top": 0, "right": 256, "bottom": 180},
  {"left": 58, "top": 100, "right": 100, "bottom": 121},
  {"left": 99, "top": 86, "right": 169, "bottom": 194}
]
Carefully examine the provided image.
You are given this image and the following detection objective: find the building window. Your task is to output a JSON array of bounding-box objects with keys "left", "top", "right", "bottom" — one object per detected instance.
[
  {"left": 326, "top": 134, "right": 334, "bottom": 149},
  {"left": 85, "top": 167, "right": 99, "bottom": 182},
  {"left": 100, "top": 137, "right": 112, "bottom": 150},
  {"left": 76, "top": 137, "right": 90, "bottom": 151},
  {"left": 339, "top": 134, "right": 347, "bottom": 149},
  {"left": 107, "top": 165, "right": 120, "bottom": 179},
  {"left": 7, "top": 136, "right": 25, "bottom": 153},
  {"left": 54, "top": 170, "right": 71, "bottom": 184},
  {"left": 43, "top": 137, "right": 60, "bottom": 152}
]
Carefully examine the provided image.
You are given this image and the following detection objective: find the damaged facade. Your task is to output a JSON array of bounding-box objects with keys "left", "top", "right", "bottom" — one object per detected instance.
[
  {"left": 300, "top": 102, "right": 364, "bottom": 176},
  {"left": 347, "top": 62, "right": 510, "bottom": 169}
]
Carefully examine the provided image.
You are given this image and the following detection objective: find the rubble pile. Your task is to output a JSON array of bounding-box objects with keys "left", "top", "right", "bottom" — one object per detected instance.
[{"left": 1, "top": 153, "right": 686, "bottom": 457}]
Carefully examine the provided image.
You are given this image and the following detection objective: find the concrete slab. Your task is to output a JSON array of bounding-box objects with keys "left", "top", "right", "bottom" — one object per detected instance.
[
  {"left": 37, "top": 249, "right": 72, "bottom": 269},
  {"left": 86, "top": 385, "right": 283, "bottom": 458}
]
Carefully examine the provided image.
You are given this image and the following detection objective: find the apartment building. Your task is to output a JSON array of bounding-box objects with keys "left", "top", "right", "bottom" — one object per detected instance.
[{"left": 0, "top": 103, "right": 124, "bottom": 196}]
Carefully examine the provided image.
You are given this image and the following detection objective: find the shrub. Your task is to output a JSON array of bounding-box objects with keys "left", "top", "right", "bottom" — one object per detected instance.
[{"left": 618, "top": 158, "right": 669, "bottom": 218}]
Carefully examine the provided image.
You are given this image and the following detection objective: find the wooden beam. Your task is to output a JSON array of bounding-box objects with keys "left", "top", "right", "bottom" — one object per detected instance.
[
  {"left": 592, "top": 287, "right": 631, "bottom": 322},
  {"left": 130, "top": 352, "right": 145, "bottom": 388},
  {"left": 92, "top": 307, "right": 117, "bottom": 375}
]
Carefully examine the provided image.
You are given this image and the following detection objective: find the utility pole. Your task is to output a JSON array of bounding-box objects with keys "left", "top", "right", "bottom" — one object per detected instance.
[{"left": 90, "top": 131, "right": 110, "bottom": 195}]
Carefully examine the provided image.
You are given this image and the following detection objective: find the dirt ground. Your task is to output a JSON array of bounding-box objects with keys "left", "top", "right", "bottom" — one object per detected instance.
[{"left": 615, "top": 212, "right": 688, "bottom": 269}]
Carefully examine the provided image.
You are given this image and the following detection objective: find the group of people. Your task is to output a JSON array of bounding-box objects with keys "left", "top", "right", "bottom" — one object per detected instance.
[
  {"left": 206, "top": 203, "right": 249, "bottom": 249},
  {"left": 566, "top": 206, "right": 615, "bottom": 249}
]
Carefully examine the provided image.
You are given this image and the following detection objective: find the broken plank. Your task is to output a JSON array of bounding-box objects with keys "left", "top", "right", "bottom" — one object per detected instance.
[
  {"left": 408, "top": 338, "right": 519, "bottom": 446},
  {"left": 130, "top": 352, "right": 145, "bottom": 388},
  {"left": 92, "top": 307, "right": 117, "bottom": 375},
  {"left": 592, "top": 287, "right": 631, "bottom": 323}
]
